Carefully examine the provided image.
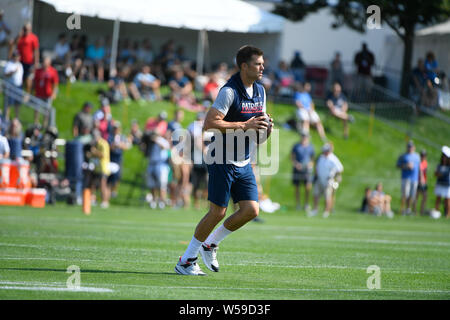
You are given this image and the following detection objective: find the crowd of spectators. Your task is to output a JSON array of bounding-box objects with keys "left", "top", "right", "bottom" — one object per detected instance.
[
  {"left": 65, "top": 104, "right": 279, "bottom": 212},
  {"left": 1, "top": 19, "right": 448, "bottom": 216},
  {"left": 69, "top": 98, "right": 131, "bottom": 208}
]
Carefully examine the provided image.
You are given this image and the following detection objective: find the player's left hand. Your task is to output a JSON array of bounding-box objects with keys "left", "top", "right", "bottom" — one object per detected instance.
[{"left": 267, "top": 113, "right": 274, "bottom": 132}]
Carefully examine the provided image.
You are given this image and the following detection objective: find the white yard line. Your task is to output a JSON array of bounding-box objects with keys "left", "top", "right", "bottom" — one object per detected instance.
[
  {"left": 0, "top": 257, "right": 93, "bottom": 262},
  {"left": 273, "top": 235, "right": 450, "bottom": 247},
  {"left": 0, "top": 281, "right": 113, "bottom": 292},
  {"left": 104, "top": 283, "right": 450, "bottom": 295},
  {"left": 0, "top": 256, "right": 444, "bottom": 274},
  {"left": 0, "top": 280, "right": 447, "bottom": 295},
  {"left": 0, "top": 286, "right": 113, "bottom": 293},
  {"left": 2, "top": 214, "right": 449, "bottom": 238}
]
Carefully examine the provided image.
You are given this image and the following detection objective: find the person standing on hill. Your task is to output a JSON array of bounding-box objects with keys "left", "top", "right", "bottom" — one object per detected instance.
[
  {"left": 310, "top": 142, "right": 343, "bottom": 219},
  {"left": 353, "top": 42, "right": 375, "bottom": 98},
  {"left": 433, "top": 146, "right": 450, "bottom": 219},
  {"left": 16, "top": 22, "right": 39, "bottom": 92},
  {"left": 396, "top": 140, "right": 421, "bottom": 215},
  {"left": 33, "top": 56, "right": 58, "bottom": 126},
  {"left": 291, "top": 131, "right": 315, "bottom": 211},
  {"left": 414, "top": 150, "right": 428, "bottom": 216}
]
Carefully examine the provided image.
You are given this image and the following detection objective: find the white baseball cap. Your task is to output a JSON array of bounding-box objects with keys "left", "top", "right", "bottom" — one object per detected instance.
[{"left": 442, "top": 145, "right": 450, "bottom": 158}]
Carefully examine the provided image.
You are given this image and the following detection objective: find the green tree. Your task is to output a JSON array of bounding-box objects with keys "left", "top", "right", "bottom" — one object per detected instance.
[{"left": 273, "top": 0, "right": 450, "bottom": 97}]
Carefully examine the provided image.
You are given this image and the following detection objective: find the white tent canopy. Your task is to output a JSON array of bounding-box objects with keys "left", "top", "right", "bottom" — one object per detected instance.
[
  {"left": 416, "top": 19, "right": 450, "bottom": 36},
  {"left": 40, "top": 0, "right": 285, "bottom": 33},
  {"left": 39, "top": 0, "right": 284, "bottom": 75}
]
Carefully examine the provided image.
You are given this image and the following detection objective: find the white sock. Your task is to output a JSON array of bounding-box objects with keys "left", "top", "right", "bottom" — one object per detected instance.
[
  {"left": 204, "top": 224, "right": 232, "bottom": 246},
  {"left": 181, "top": 236, "right": 202, "bottom": 263}
]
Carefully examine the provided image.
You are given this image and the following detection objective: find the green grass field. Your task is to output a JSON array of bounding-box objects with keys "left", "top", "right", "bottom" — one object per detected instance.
[
  {"left": 0, "top": 82, "right": 449, "bottom": 300},
  {"left": 0, "top": 205, "right": 449, "bottom": 299}
]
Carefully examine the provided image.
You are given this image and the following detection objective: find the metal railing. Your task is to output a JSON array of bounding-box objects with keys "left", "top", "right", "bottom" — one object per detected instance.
[{"left": 0, "top": 77, "right": 56, "bottom": 128}]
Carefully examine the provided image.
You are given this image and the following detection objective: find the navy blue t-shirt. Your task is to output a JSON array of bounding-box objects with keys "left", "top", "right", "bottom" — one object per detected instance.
[
  {"left": 292, "top": 142, "right": 315, "bottom": 171},
  {"left": 436, "top": 165, "right": 450, "bottom": 187},
  {"left": 327, "top": 92, "right": 347, "bottom": 110},
  {"left": 210, "top": 72, "right": 266, "bottom": 165}
]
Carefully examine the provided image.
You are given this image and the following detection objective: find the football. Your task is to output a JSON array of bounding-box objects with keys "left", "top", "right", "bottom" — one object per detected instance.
[{"left": 255, "top": 112, "right": 272, "bottom": 144}]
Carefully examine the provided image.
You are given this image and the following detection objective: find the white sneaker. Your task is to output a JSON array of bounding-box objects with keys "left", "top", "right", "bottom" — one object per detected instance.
[
  {"left": 100, "top": 201, "right": 109, "bottom": 209},
  {"left": 259, "top": 199, "right": 275, "bottom": 213},
  {"left": 200, "top": 244, "right": 219, "bottom": 272},
  {"left": 149, "top": 201, "right": 157, "bottom": 209},
  {"left": 158, "top": 201, "right": 166, "bottom": 209},
  {"left": 323, "top": 211, "right": 330, "bottom": 218},
  {"left": 271, "top": 200, "right": 281, "bottom": 211},
  {"left": 145, "top": 193, "right": 153, "bottom": 203},
  {"left": 308, "top": 209, "right": 318, "bottom": 217},
  {"left": 174, "top": 257, "right": 206, "bottom": 276}
]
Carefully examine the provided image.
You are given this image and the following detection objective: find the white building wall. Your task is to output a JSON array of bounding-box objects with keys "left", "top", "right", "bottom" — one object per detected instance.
[
  {"left": 0, "top": 0, "right": 34, "bottom": 60},
  {"left": 248, "top": 1, "right": 397, "bottom": 72},
  {"left": 30, "top": 0, "right": 282, "bottom": 71}
]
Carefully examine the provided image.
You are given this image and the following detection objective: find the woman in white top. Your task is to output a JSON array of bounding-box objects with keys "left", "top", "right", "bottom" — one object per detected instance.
[{"left": 4, "top": 51, "right": 23, "bottom": 120}]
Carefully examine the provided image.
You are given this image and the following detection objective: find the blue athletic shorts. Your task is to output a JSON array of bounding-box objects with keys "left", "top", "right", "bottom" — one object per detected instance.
[{"left": 207, "top": 162, "right": 258, "bottom": 208}]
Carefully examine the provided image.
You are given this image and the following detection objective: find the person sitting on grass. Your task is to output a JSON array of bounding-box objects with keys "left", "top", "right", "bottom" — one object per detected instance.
[
  {"left": 294, "top": 82, "right": 327, "bottom": 142},
  {"left": 169, "top": 68, "right": 204, "bottom": 112},
  {"left": 368, "top": 182, "right": 394, "bottom": 218},
  {"left": 326, "top": 82, "right": 354, "bottom": 139},
  {"left": 130, "top": 65, "right": 162, "bottom": 103}
]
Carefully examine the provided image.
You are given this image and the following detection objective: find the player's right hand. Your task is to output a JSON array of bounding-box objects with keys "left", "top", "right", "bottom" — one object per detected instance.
[{"left": 244, "top": 115, "right": 269, "bottom": 131}]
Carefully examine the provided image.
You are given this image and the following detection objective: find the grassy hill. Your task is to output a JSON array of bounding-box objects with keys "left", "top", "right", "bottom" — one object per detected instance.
[{"left": 4, "top": 82, "right": 449, "bottom": 214}]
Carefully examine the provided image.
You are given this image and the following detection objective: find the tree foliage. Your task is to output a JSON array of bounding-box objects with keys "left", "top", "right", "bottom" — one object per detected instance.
[{"left": 273, "top": 0, "right": 449, "bottom": 38}]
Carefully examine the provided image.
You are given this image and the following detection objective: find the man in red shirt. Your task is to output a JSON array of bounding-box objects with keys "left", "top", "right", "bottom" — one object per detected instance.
[
  {"left": 16, "top": 22, "right": 39, "bottom": 90},
  {"left": 33, "top": 56, "right": 58, "bottom": 125},
  {"left": 145, "top": 111, "right": 168, "bottom": 135}
]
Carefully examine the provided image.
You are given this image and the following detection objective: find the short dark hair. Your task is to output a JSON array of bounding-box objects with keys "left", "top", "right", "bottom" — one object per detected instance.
[{"left": 236, "top": 45, "right": 264, "bottom": 70}]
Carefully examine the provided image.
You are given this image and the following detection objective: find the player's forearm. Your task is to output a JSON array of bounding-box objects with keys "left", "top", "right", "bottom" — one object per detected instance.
[{"left": 204, "top": 119, "right": 245, "bottom": 133}]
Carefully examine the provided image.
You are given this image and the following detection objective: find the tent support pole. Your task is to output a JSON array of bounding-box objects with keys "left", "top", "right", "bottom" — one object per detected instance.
[
  {"left": 196, "top": 29, "right": 206, "bottom": 76},
  {"left": 110, "top": 18, "right": 121, "bottom": 77}
]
